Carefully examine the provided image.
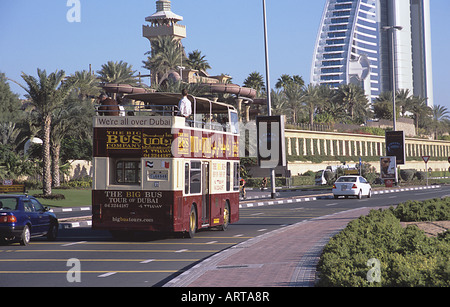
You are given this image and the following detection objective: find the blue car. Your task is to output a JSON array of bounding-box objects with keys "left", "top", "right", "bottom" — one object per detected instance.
[{"left": 0, "top": 195, "right": 58, "bottom": 245}]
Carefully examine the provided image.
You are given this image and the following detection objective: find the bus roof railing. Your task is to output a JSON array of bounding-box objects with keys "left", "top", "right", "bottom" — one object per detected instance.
[{"left": 124, "top": 92, "right": 236, "bottom": 114}]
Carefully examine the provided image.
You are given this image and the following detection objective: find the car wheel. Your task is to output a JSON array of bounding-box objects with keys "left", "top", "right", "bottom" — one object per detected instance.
[
  {"left": 367, "top": 189, "right": 372, "bottom": 198},
  {"left": 20, "top": 225, "right": 31, "bottom": 246},
  {"left": 47, "top": 222, "right": 58, "bottom": 241},
  {"left": 357, "top": 190, "right": 362, "bottom": 199}
]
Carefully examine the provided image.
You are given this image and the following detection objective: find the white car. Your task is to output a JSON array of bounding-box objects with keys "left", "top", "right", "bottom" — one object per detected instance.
[{"left": 332, "top": 176, "right": 372, "bottom": 199}]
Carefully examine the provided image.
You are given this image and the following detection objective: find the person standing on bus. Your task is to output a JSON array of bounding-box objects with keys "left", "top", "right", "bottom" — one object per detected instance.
[{"left": 178, "top": 89, "right": 192, "bottom": 118}]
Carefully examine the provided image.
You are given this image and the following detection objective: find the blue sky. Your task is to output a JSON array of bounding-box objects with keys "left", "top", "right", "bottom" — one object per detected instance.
[{"left": 1, "top": 0, "right": 449, "bottom": 110}]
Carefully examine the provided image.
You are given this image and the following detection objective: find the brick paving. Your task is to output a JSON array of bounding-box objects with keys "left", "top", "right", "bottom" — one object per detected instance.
[{"left": 164, "top": 206, "right": 389, "bottom": 287}]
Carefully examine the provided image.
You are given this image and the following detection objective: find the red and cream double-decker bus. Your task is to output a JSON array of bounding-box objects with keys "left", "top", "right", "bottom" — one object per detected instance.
[{"left": 92, "top": 92, "right": 240, "bottom": 238}]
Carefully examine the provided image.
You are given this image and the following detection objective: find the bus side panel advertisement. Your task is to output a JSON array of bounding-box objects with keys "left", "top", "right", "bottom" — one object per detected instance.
[
  {"left": 93, "top": 128, "right": 239, "bottom": 160},
  {"left": 92, "top": 190, "right": 176, "bottom": 232}
]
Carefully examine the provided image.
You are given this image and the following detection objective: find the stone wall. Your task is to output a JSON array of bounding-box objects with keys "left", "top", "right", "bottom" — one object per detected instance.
[{"left": 284, "top": 129, "right": 450, "bottom": 176}]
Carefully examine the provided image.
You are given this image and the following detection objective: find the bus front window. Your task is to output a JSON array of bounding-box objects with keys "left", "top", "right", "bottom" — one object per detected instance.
[{"left": 229, "top": 111, "right": 239, "bottom": 134}]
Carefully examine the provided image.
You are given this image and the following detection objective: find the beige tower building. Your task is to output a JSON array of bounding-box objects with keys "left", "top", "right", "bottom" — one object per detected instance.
[{"left": 143, "top": 0, "right": 186, "bottom": 43}]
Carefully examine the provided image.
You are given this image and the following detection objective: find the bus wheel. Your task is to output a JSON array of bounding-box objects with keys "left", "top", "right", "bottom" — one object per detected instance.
[
  {"left": 188, "top": 205, "right": 197, "bottom": 238},
  {"left": 220, "top": 202, "right": 230, "bottom": 231}
]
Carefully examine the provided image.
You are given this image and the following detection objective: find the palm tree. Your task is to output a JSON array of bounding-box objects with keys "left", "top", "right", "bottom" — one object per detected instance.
[
  {"left": 335, "top": 84, "right": 370, "bottom": 124},
  {"left": 270, "top": 89, "right": 288, "bottom": 117},
  {"left": 68, "top": 70, "right": 100, "bottom": 100},
  {"left": 432, "top": 104, "right": 450, "bottom": 139},
  {"left": 143, "top": 36, "right": 186, "bottom": 87},
  {"left": 300, "top": 84, "right": 322, "bottom": 126},
  {"left": 20, "top": 69, "right": 74, "bottom": 196},
  {"left": 315, "top": 85, "right": 341, "bottom": 124},
  {"left": 284, "top": 82, "right": 304, "bottom": 124},
  {"left": 97, "top": 61, "right": 138, "bottom": 86},
  {"left": 187, "top": 50, "right": 211, "bottom": 72},
  {"left": 410, "top": 95, "right": 432, "bottom": 136},
  {"left": 243, "top": 72, "right": 265, "bottom": 98},
  {"left": 395, "top": 89, "right": 412, "bottom": 117},
  {"left": 275, "top": 74, "right": 304, "bottom": 90},
  {"left": 373, "top": 91, "right": 395, "bottom": 120}
]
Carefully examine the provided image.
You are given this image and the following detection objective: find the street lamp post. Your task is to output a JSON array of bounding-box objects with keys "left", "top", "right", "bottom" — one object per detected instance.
[
  {"left": 382, "top": 25, "right": 403, "bottom": 131},
  {"left": 262, "top": 0, "right": 276, "bottom": 199}
]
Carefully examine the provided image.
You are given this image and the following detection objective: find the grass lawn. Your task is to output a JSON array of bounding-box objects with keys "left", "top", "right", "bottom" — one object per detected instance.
[{"left": 28, "top": 189, "right": 92, "bottom": 208}]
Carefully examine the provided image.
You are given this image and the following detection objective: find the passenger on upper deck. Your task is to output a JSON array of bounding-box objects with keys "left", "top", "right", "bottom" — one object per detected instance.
[{"left": 177, "top": 89, "right": 192, "bottom": 118}]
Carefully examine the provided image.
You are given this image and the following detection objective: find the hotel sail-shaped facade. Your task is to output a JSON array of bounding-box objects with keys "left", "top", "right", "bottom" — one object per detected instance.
[
  {"left": 311, "top": 0, "right": 434, "bottom": 107},
  {"left": 311, "top": 0, "right": 381, "bottom": 102}
]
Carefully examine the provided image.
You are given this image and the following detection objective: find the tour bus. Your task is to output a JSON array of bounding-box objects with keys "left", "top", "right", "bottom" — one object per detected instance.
[{"left": 92, "top": 92, "right": 240, "bottom": 238}]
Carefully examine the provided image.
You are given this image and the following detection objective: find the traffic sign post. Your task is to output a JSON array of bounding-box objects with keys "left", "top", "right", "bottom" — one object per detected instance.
[{"left": 422, "top": 156, "right": 430, "bottom": 186}]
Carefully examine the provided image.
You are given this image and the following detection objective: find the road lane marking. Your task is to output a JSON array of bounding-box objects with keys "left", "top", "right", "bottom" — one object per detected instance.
[
  {"left": 30, "top": 241, "right": 237, "bottom": 245},
  {"left": 175, "top": 249, "right": 188, "bottom": 253},
  {"left": 0, "top": 270, "right": 179, "bottom": 274},
  {"left": 0, "top": 259, "right": 199, "bottom": 262},
  {"left": 13, "top": 249, "right": 220, "bottom": 253},
  {"left": 98, "top": 272, "right": 117, "bottom": 278},
  {"left": 61, "top": 241, "right": 87, "bottom": 247}
]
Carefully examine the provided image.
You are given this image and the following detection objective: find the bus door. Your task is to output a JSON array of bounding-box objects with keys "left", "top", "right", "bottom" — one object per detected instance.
[{"left": 201, "top": 161, "right": 210, "bottom": 225}]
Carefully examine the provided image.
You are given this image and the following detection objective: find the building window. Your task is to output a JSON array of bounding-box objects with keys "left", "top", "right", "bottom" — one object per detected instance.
[{"left": 116, "top": 161, "right": 140, "bottom": 184}]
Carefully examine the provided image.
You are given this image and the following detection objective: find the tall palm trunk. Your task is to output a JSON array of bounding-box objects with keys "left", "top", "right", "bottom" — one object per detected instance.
[
  {"left": 51, "top": 143, "right": 61, "bottom": 188},
  {"left": 42, "top": 114, "right": 52, "bottom": 196}
]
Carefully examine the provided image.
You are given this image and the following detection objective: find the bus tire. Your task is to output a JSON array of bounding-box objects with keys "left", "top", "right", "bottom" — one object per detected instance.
[
  {"left": 220, "top": 202, "right": 230, "bottom": 231},
  {"left": 188, "top": 205, "right": 197, "bottom": 238}
]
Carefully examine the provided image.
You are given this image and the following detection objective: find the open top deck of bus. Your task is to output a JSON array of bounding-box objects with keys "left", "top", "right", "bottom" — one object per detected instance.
[
  {"left": 94, "top": 92, "right": 239, "bottom": 134},
  {"left": 125, "top": 92, "right": 235, "bottom": 114}
]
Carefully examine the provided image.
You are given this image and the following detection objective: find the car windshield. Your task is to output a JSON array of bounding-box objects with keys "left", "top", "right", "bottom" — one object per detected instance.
[
  {"left": 0, "top": 198, "right": 18, "bottom": 210},
  {"left": 336, "top": 177, "right": 357, "bottom": 183}
]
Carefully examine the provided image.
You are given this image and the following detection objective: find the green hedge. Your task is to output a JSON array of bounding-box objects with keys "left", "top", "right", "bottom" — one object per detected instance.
[
  {"left": 316, "top": 199, "right": 450, "bottom": 287},
  {"left": 392, "top": 198, "right": 450, "bottom": 222}
]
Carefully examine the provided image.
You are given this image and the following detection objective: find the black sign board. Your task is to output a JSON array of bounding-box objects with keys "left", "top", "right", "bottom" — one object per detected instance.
[
  {"left": 385, "top": 131, "right": 405, "bottom": 165},
  {"left": 256, "top": 115, "right": 286, "bottom": 168}
]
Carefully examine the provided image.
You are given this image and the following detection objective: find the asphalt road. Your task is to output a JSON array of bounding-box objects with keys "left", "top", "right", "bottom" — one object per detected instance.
[{"left": 1, "top": 185, "right": 448, "bottom": 287}]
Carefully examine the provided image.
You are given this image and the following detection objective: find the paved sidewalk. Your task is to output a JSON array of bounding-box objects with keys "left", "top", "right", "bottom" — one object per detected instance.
[{"left": 164, "top": 206, "right": 389, "bottom": 287}]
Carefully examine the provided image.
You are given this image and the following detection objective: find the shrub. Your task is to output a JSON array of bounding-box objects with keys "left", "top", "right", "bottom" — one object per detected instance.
[
  {"left": 33, "top": 193, "right": 65, "bottom": 200},
  {"left": 317, "top": 199, "right": 450, "bottom": 287},
  {"left": 415, "top": 171, "right": 427, "bottom": 181},
  {"left": 399, "top": 169, "right": 415, "bottom": 182},
  {"left": 391, "top": 198, "right": 450, "bottom": 222}
]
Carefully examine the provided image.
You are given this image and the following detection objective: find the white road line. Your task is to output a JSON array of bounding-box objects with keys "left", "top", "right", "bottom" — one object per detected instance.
[
  {"left": 325, "top": 203, "right": 339, "bottom": 207},
  {"left": 98, "top": 272, "right": 117, "bottom": 278},
  {"left": 140, "top": 259, "right": 155, "bottom": 264},
  {"left": 61, "top": 241, "right": 87, "bottom": 247}
]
